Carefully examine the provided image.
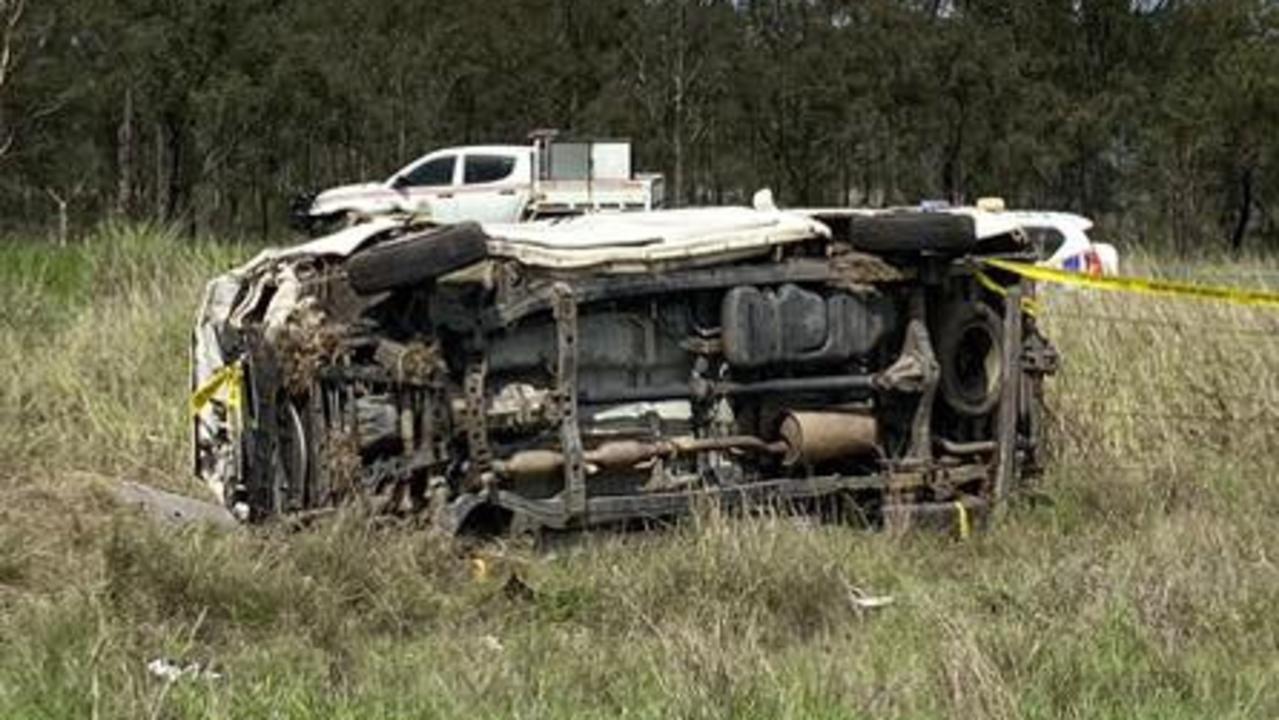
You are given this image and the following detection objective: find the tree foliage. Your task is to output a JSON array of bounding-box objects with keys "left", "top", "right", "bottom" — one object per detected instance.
[{"left": 2, "top": 0, "right": 1277, "bottom": 250}]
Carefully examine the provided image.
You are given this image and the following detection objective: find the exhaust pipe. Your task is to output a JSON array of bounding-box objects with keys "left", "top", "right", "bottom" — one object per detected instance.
[
  {"left": 494, "top": 435, "right": 787, "bottom": 483},
  {"left": 494, "top": 410, "right": 879, "bottom": 482}
]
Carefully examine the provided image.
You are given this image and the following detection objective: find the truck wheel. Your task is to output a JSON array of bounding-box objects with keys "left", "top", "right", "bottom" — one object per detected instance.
[
  {"left": 346, "top": 222, "right": 490, "bottom": 294},
  {"left": 936, "top": 302, "right": 1003, "bottom": 417},
  {"left": 848, "top": 214, "right": 977, "bottom": 254}
]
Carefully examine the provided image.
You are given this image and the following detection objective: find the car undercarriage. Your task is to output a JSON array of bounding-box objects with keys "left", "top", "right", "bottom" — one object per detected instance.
[{"left": 192, "top": 206, "right": 1056, "bottom": 534}]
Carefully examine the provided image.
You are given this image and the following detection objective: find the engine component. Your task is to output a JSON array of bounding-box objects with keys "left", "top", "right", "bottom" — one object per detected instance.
[
  {"left": 721, "top": 284, "right": 892, "bottom": 368},
  {"left": 778, "top": 410, "right": 878, "bottom": 466}
]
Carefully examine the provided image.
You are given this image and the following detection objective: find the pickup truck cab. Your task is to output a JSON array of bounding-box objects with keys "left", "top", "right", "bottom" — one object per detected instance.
[{"left": 296, "top": 137, "right": 664, "bottom": 233}]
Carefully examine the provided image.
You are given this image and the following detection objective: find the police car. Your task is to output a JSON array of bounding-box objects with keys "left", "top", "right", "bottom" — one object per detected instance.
[{"left": 974, "top": 200, "right": 1119, "bottom": 276}]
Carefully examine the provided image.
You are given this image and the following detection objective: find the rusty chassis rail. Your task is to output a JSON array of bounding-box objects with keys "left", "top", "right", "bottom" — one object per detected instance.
[{"left": 438, "top": 462, "right": 992, "bottom": 533}]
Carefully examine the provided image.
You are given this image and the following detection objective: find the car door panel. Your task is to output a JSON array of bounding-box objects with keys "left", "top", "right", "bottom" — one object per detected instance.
[
  {"left": 393, "top": 154, "right": 460, "bottom": 221},
  {"left": 455, "top": 153, "right": 528, "bottom": 223}
]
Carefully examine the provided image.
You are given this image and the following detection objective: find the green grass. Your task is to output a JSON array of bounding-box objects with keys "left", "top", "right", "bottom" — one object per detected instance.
[{"left": 1, "top": 227, "right": 1278, "bottom": 718}]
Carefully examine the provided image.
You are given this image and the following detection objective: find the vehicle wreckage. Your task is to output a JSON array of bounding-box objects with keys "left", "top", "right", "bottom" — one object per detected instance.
[{"left": 192, "top": 197, "right": 1056, "bottom": 534}]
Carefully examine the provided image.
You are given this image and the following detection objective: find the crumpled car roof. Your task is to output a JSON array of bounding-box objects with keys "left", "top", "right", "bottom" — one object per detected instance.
[{"left": 235, "top": 208, "right": 832, "bottom": 275}]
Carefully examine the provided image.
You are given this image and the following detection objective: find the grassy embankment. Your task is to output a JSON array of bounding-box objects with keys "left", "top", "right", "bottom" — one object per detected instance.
[{"left": 1, "top": 226, "right": 1278, "bottom": 719}]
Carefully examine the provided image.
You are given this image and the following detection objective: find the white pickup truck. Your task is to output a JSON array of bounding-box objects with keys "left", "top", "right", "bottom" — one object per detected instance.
[{"left": 293, "top": 135, "right": 664, "bottom": 233}]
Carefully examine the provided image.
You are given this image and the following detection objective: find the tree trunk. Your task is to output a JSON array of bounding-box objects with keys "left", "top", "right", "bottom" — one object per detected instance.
[
  {"left": 943, "top": 90, "right": 968, "bottom": 206},
  {"left": 1230, "top": 165, "right": 1254, "bottom": 252},
  {"left": 395, "top": 68, "right": 406, "bottom": 162},
  {"left": 258, "top": 176, "right": 270, "bottom": 242},
  {"left": 115, "top": 85, "right": 134, "bottom": 216},
  {"left": 672, "top": 63, "right": 685, "bottom": 206},
  {"left": 45, "top": 187, "right": 68, "bottom": 247},
  {"left": 154, "top": 120, "right": 167, "bottom": 219},
  {"left": 163, "top": 108, "right": 186, "bottom": 222},
  {"left": 673, "top": 126, "right": 684, "bottom": 207},
  {"left": 671, "top": 3, "right": 688, "bottom": 208},
  {"left": 0, "top": 0, "right": 25, "bottom": 162}
]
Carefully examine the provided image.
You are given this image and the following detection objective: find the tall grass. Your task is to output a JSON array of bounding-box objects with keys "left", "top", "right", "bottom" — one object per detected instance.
[
  {"left": 1, "top": 227, "right": 1278, "bottom": 718},
  {"left": 0, "top": 224, "right": 248, "bottom": 487}
]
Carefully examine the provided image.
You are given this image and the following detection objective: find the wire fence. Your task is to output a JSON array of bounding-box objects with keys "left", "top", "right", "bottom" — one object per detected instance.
[
  {"left": 1136, "top": 266, "right": 1279, "bottom": 283},
  {"left": 1044, "top": 311, "right": 1279, "bottom": 339},
  {"left": 1032, "top": 296, "right": 1278, "bottom": 431}
]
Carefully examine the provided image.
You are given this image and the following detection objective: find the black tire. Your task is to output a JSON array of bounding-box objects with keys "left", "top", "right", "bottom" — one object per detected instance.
[
  {"left": 346, "top": 222, "right": 489, "bottom": 295},
  {"left": 848, "top": 213, "right": 977, "bottom": 254},
  {"left": 936, "top": 301, "right": 1004, "bottom": 417}
]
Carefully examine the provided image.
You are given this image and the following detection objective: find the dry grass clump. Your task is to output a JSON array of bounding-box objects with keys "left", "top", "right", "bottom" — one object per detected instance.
[{"left": 1, "top": 229, "right": 1279, "bottom": 718}]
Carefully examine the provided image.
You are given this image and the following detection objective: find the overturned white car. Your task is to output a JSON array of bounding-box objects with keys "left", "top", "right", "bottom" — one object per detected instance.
[{"left": 193, "top": 201, "right": 1055, "bottom": 533}]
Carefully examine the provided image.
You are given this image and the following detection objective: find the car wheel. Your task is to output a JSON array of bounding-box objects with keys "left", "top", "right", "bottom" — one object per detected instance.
[
  {"left": 346, "top": 222, "right": 490, "bottom": 294},
  {"left": 849, "top": 214, "right": 977, "bottom": 254}
]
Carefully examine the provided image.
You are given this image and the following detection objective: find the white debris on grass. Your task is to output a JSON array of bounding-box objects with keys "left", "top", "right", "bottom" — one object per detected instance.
[{"left": 146, "top": 658, "right": 222, "bottom": 682}]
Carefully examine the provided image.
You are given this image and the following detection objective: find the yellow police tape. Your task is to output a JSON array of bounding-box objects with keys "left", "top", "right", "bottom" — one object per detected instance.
[
  {"left": 974, "top": 267, "right": 1042, "bottom": 317},
  {"left": 953, "top": 500, "right": 971, "bottom": 541},
  {"left": 189, "top": 362, "right": 243, "bottom": 418},
  {"left": 981, "top": 258, "right": 1279, "bottom": 310}
]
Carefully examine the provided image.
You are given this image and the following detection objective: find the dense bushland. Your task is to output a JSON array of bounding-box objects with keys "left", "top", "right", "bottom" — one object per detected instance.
[{"left": 1, "top": 1, "right": 1277, "bottom": 251}]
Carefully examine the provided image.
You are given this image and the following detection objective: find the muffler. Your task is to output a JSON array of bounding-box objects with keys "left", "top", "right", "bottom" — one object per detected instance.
[{"left": 778, "top": 411, "right": 878, "bottom": 466}]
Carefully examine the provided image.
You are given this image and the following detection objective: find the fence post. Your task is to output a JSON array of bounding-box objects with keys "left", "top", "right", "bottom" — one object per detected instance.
[{"left": 993, "top": 283, "right": 1024, "bottom": 510}]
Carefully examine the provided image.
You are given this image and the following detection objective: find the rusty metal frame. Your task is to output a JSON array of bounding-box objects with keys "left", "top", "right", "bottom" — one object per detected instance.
[
  {"left": 992, "top": 282, "right": 1024, "bottom": 505},
  {"left": 461, "top": 463, "right": 991, "bottom": 531},
  {"left": 462, "top": 357, "right": 493, "bottom": 491},
  {"left": 552, "top": 283, "right": 588, "bottom": 522}
]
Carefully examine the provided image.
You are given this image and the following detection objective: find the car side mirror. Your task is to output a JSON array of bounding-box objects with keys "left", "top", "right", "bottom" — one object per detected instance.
[{"left": 390, "top": 175, "right": 409, "bottom": 191}]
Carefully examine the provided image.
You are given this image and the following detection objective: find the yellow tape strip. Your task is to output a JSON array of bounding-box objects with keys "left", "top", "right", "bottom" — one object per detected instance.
[
  {"left": 189, "top": 363, "right": 243, "bottom": 418},
  {"left": 983, "top": 258, "right": 1279, "bottom": 310},
  {"left": 954, "top": 500, "right": 971, "bottom": 541},
  {"left": 974, "top": 268, "right": 1041, "bottom": 317}
]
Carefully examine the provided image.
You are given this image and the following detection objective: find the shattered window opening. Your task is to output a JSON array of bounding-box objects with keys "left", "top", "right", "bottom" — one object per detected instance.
[{"left": 1026, "top": 227, "right": 1066, "bottom": 259}]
